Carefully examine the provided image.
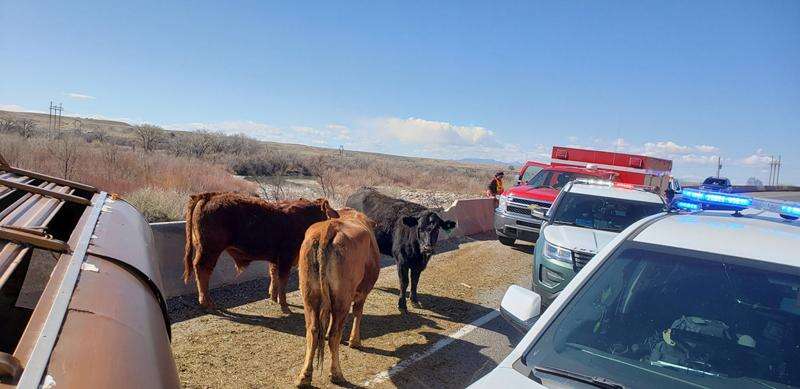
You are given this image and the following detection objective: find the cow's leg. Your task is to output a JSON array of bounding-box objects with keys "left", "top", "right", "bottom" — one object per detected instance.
[
  {"left": 410, "top": 269, "right": 423, "bottom": 308},
  {"left": 348, "top": 294, "right": 366, "bottom": 348},
  {"left": 278, "top": 262, "right": 292, "bottom": 313},
  {"left": 397, "top": 264, "right": 409, "bottom": 312},
  {"left": 328, "top": 305, "right": 349, "bottom": 383},
  {"left": 296, "top": 290, "right": 320, "bottom": 387},
  {"left": 268, "top": 262, "right": 279, "bottom": 303},
  {"left": 193, "top": 248, "right": 221, "bottom": 309}
]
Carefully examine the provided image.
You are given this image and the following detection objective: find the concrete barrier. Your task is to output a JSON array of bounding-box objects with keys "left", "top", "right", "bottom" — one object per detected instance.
[
  {"left": 151, "top": 197, "right": 497, "bottom": 298},
  {"left": 150, "top": 221, "right": 271, "bottom": 298}
]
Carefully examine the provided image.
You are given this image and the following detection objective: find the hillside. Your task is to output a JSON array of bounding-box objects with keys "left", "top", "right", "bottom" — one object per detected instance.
[{"left": 0, "top": 109, "right": 500, "bottom": 221}]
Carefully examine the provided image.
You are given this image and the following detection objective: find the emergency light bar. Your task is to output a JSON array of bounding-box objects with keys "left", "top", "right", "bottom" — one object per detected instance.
[
  {"left": 571, "top": 179, "right": 654, "bottom": 192},
  {"left": 674, "top": 188, "right": 800, "bottom": 220}
]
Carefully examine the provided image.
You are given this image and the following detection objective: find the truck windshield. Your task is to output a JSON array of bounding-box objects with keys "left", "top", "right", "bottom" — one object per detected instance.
[
  {"left": 703, "top": 178, "right": 729, "bottom": 186},
  {"left": 522, "top": 244, "right": 800, "bottom": 388},
  {"left": 527, "top": 170, "right": 599, "bottom": 190},
  {"left": 551, "top": 193, "right": 665, "bottom": 232}
]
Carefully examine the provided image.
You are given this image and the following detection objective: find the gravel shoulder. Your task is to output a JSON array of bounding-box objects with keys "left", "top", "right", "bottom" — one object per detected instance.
[{"left": 170, "top": 233, "right": 533, "bottom": 388}]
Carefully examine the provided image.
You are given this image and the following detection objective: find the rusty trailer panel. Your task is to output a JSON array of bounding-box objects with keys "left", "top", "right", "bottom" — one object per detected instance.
[{"left": 0, "top": 157, "right": 178, "bottom": 388}]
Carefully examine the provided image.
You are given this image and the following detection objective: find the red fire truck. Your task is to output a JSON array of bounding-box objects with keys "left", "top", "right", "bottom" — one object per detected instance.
[{"left": 494, "top": 146, "right": 674, "bottom": 245}]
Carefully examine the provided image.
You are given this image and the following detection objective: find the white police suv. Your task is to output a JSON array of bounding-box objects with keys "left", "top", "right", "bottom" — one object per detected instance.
[{"left": 471, "top": 190, "right": 800, "bottom": 388}]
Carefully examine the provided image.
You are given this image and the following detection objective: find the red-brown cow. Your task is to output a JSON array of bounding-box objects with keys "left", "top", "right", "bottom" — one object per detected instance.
[
  {"left": 182, "top": 192, "right": 338, "bottom": 310},
  {"left": 296, "top": 208, "right": 380, "bottom": 386}
]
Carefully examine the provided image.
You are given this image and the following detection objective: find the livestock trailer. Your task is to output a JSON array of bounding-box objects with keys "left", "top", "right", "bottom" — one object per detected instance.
[{"left": 0, "top": 154, "right": 178, "bottom": 388}]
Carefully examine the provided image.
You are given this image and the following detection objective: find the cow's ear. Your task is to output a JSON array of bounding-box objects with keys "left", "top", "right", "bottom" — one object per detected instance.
[
  {"left": 402, "top": 216, "right": 418, "bottom": 227},
  {"left": 321, "top": 200, "right": 339, "bottom": 219},
  {"left": 441, "top": 220, "right": 456, "bottom": 231}
]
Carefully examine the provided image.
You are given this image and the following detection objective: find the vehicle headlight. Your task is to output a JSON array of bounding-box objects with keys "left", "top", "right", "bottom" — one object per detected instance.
[
  {"left": 497, "top": 195, "right": 507, "bottom": 210},
  {"left": 543, "top": 241, "right": 573, "bottom": 264}
]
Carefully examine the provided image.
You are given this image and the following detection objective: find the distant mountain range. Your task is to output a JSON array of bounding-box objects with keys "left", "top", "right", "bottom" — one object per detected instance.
[{"left": 457, "top": 158, "right": 519, "bottom": 167}]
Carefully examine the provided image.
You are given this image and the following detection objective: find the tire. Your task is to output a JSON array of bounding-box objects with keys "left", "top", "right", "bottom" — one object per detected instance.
[{"left": 498, "top": 236, "right": 516, "bottom": 246}]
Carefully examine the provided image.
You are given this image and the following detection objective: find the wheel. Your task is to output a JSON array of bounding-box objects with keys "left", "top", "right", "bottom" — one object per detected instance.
[{"left": 498, "top": 236, "right": 516, "bottom": 246}]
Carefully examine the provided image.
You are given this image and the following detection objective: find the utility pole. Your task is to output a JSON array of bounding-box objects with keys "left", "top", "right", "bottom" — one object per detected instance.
[
  {"left": 776, "top": 155, "right": 781, "bottom": 186},
  {"left": 48, "top": 101, "right": 63, "bottom": 131},
  {"left": 716, "top": 156, "right": 722, "bottom": 178}
]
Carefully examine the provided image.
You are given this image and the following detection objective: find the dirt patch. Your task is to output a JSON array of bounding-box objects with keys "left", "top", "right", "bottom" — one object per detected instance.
[{"left": 171, "top": 235, "right": 533, "bottom": 388}]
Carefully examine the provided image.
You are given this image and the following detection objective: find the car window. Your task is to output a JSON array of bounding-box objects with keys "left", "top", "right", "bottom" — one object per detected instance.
[
  {"left": 551, "top": 193, "right": 665, "bottom": 232},
  {"left": 527, "top": 170, "right": 553, "bottom": 187},
  {"left": 523, "top": 244, "right": 800, "bottom": 388},
  {"left": 521, "top": 165, "right": 544, "bottom": 183}
]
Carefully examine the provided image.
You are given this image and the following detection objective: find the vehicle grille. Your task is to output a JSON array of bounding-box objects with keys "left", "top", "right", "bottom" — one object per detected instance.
[
  {"left": 506, "top": 205, "right": 531, "bottom": 216},
  {"left": 510, "top": 198, "right": 551, "bottom": 208},
  {"left": 572, "top": 250, "right": 595, "bottom": 272}
]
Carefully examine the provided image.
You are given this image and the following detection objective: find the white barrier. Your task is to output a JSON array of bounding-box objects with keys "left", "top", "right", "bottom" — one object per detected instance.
[{"left": 151, "top": 197, "right": 496, "bottom": 298}]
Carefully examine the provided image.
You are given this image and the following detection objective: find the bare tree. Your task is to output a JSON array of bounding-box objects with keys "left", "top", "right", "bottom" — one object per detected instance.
[
  {"left": 46, "top": 134, "right": 80, "bottom": 180},
  {"left": 101, "top": 144, "right": 119, "bottom": 180},
  {"left": 134, "top": 124, "right": 165, "bottom": 152},
  {"left": 18, "top": 119, "right": 35, "bottom": 138},
  {"left": 0, "top": 118, "right": 15, "bottom": 133},
  {"left": 309, "top": 155, "right": 338, "bottom": 201},
  {"left": 255, "top": 152, "right": 292, "bottom": 201}
]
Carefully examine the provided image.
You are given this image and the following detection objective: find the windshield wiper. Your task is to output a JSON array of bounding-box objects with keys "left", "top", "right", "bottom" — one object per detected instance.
[{"left": 533, "top": 365, "right": 626, "bottom": 389}]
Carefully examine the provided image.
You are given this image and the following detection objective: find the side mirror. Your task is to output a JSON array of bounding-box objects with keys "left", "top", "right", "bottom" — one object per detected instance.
[
  {"left": 528, "top": 204, "right": 546, "bottom": 220},
  {"left": 516, "top": 175, "right": 523, "bottom": 186},
  {"left": 500, "top": 285, "right": 542, "bottom": 333}
]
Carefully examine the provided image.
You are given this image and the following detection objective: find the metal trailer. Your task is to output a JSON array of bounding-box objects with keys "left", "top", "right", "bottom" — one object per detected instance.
[{"left": 0, "top": 154, "right": 179, "bottom": 388}]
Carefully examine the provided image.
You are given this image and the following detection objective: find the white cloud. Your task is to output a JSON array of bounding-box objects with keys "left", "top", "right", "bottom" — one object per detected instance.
[
  {"left": 740, "top": 149, "right": 773, "bottom": 166},
  {"left": 612, "top": 137, "right": 628, "bottom": 150},
  {"left": 326, "top": 124, "right": 350, "bottom": 139},
  {"left": 642, "top": 141, "right": 721, "bottom": 158},
  {"left": 0, "top": 104, "right": 45, "bottom": 113},
  {"left": 65, "top": 92, "right": 96, "bottom": 100},
  {"left": 372, "top": 117, "right": 497, "bottom": 147},
  {"left": 695, "top": 144, "right": 719, "bottom": 153}
]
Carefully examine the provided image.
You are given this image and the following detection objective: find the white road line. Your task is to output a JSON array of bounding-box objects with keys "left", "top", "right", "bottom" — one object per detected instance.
[{"left": 362, "top": 309, "right": 501, "bottom": 387}]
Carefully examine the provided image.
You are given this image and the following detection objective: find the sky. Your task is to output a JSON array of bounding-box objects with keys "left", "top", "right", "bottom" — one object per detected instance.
[{"left": 1, "top": 1, "right": 798, "bottom": 184}]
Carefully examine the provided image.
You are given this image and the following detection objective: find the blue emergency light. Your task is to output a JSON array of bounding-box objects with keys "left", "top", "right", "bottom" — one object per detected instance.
[
  {"left": 681, "top": 188, "right": 752, "bottom": 208},
  {"left": 673, "top": 188, "right": 800, "bottom": 221}
]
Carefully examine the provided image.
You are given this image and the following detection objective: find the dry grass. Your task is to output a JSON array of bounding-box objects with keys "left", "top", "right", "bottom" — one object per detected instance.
[{"left": 1, "top": 110, "right": 504, "bottom": 222}]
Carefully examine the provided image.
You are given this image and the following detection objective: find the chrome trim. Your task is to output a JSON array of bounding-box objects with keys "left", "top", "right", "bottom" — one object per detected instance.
[{"left": 17, "top": 192, "right": 108, "bottom": 388}]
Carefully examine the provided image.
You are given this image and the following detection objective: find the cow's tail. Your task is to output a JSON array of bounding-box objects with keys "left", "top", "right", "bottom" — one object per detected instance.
[
  {"left": 315, "top": 222, "right": 338, "bottom": 372},
  {"left": 182, "top": 194, "right": 205, "bottom": 283}
]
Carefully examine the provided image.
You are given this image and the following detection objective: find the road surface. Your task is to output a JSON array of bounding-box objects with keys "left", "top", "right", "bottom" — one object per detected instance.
[{"left": 167, "top": 191, "right": 800, "bottom": 388}]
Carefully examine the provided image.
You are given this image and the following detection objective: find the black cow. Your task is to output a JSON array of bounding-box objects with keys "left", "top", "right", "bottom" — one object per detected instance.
[{"left": 345, "top": 187, "right": 456, "bottom": 311}]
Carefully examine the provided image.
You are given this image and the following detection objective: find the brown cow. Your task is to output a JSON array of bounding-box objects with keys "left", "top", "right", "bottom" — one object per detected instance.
[
  {"left": 182, "top": 192, "right": 339, "bottom": 310},
  {"left": 296, "top": 209, "right": 380, "bottom": 386}
]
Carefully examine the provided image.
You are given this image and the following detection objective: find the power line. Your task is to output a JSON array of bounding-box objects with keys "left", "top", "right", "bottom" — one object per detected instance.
[{"left": 48, "top": 101, "right": 63, "bottom": 131}]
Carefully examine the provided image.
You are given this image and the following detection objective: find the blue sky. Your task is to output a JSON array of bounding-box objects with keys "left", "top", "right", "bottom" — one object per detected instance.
[{"left": 1, "top": 1, "right": 798, "bottom": 184}]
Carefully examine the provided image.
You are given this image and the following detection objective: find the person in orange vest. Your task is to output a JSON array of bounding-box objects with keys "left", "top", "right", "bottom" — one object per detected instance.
[{"left": 487, "top": 171, "right": 505, "bottom": 197}]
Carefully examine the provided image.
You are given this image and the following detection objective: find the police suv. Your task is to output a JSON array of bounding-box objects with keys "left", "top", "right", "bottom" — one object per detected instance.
[
  {"left": 471, "top": 190, "right": 800, "bottom": 388},
  {"left": 531, "top": 179, "right": 666, "bottom": 308}
]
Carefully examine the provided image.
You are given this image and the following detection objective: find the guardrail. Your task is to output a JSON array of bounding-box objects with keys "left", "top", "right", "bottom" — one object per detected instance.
[{"left": 151, "top": 197, "right": 497, "bottom": 298}]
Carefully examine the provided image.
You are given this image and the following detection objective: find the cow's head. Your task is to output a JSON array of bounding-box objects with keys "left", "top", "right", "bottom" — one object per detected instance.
[
  {"left": 313, "top": 198, "right": 340, "bottom": 219},
  {"left": 402, "top": 211, "right": 457, "bottom": 257}
]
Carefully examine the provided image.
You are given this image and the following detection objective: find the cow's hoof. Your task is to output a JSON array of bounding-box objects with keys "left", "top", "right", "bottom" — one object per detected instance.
[
  {"left": 348, "top": 339, "right": 362, "bottom": 349},
  {"left": 280, "top": 305, "right": 292, "bottom": 314},
  {"left": 330, "top": 372, "right": 346, "bottom": 384},
  {"left": 199, "top": 300, "right": 216, "bottom": 310},
  {"left": 411, "top": 300, "right": 423, "bottom": 309},
  {"left": 398, "top": 306, "right": 408, "bottom": 314},
  {"left": 295, "top": 374, "right": 312, "bottom": 387}
]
